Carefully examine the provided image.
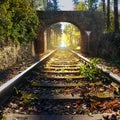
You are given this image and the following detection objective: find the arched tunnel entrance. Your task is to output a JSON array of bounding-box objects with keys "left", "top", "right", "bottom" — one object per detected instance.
[
  {"left": 44, "top": 22, "right": 81, "bottom": 51},
  {"left": 35, "top": 11, "right": 104, "bottom": 56}
]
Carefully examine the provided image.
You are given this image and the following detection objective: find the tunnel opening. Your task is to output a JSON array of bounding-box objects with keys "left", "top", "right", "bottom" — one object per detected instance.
[{"left": 44, "top": 22, "right": 81, "bottom": 51}]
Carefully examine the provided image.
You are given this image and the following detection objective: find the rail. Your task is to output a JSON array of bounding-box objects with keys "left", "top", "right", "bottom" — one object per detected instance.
[
  {"left": 0, "top": 50, "right": 56, "bottom": 103},
  {"left": 71, "top": 50, "right": 120, "bottom": 83}
]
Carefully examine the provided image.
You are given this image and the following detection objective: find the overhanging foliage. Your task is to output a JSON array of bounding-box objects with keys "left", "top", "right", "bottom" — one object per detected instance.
[{"left": 0, "top": 0, "right": 40, "bottom": 45}]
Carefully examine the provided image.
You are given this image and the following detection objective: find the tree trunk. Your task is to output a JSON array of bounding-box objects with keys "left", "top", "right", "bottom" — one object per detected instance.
[
  {"left": 107, "top": 0, "right": 110, "bottom": 31},
  {"left": 102, "top": 0, "right": 105, "bottom": 14},
  {"left": 114, "top": 0, "right": 119, "bottom": 32}
]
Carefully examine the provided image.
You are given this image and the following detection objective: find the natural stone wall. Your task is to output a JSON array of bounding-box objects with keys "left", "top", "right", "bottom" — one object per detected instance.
[{"left": 0, "top": 43, "right": 34, "bottom": 70}]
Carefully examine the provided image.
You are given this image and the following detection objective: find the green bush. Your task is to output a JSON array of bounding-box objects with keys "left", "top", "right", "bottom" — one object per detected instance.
[
  {"left": 0, "top": 2, "right": 12, "bottom": 43},
  {"left": 79, "top": 58, "right": 101, "bottom": 80},
  {"left": 0, "top": 0, "right": 39, "bottom": 45}
]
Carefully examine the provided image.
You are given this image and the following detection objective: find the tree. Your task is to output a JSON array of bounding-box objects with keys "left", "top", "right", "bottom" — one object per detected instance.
[
  {"left": 44, "top": 0, "right": 61, "bottom": 49},
  {"left": 29, "top": 0, "right": 44, "bottom": 10},
  {"left": 84, "top": 0, "right": 98, "bottom": 11},
  {"left": 48, "top": 23, "right": 62, "bottom": 48},
  {"left": 0, "top": 1, "right": 13, "bottom": 44},
  {"left": 72, "top": 0, "right": 79, "bottom": 5},
  {"left": 102, "top": 0, "right": 105, "bottom": 14},
  {"left": 46, "top": 0, "right": 59, "bottom": 11},
  {"left": 52, "top": 0, "right": 59, "bottom": 10},
  {"left": 46, "top": 0, "right": 54, "bottom": 10},
  {"left": 63, "top": 24, "right": 80, "bottom": 48},
  {"left": 29, "top": 0, "right": 36, "bottom": 7},
  {"left": 107, "top": 0, "right": 110, "bottom": 31},
  {"left": 74, "top": 2, "right": 87, "bottom": 11},
  {"left": 0, "top": 0, "right": 39, "bottom": 45},
  {"left": 43, "top": 0, "right": 48, "bottom": 10},
  {"left": 114, "top": 0, "right": 119, "bottom": 32}
]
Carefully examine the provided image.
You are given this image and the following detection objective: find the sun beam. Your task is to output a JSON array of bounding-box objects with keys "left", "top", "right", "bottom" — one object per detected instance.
[{"left": 60, "top": 41, "right": 67, "bottom": 48}]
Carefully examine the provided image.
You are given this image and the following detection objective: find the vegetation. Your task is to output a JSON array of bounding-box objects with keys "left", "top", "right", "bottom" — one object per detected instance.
[
  {"left": 45, "top": 0, "right": 59, "bottom": 11},
  {"left": 63, "top": 24, "right": 81, "bottom": 49},
  {"left": 84, "top": 0, "right": 98, "bottom": 11},
  {"left": 74, "top": 0, "right": 120, "bottom": 59},
  {"left": 0, "top": 0, "right": 39, "bottom": 46},
  {"left": 113, "top": 0, "right": 119, "bottom": 32},
  {"left": 72, "top": 0, "right": 79, "bottom": 5},
  {"left": 79, "top": 59, "right": 101, "bottom": 80},
  {"left": 46, "top": 23, "right": 62, "bottom": 49},
  {"left": 21, "top": 93, "right": 37, "bottom": 104},
  {"left": 75, "top": 0, "right": 119, "bottom": 33},
  {"left": 101, "top": 32, "right": 120, "bottom": 58},
  {"left": 29, "top": 0, "right": 44, "bottom": 10},
  {"left": 74, "top": 2, "right": 87, "bottom": 11},
  {"left": 0, "top": 1, "right": 12, "bottom": 44},
  {"left": 41, "top": 0, "right": 61, "bottom": 49}
]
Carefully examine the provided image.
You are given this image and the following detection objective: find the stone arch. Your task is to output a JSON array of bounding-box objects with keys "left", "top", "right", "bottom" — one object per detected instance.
[{"left": 36, "top": 11, "right": 104, "bottom": 56}]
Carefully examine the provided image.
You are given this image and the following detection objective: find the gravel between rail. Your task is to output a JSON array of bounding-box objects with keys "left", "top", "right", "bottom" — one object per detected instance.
[
  {"left": 0, "top": 52, "right": 120, "bottom": 87},
  {"left": 1, "top": 49, "right": 120, "bottom": 120}
]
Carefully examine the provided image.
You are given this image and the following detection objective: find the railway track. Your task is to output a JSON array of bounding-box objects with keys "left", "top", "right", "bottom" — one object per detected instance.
[{"left": 1, "top": 49, "right": 120, "bottom": 120}]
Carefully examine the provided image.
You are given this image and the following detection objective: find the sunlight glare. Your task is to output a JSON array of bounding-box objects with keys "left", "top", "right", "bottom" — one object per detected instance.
[{"left": 60, "top": 41, "right": 67, "bottom": 48}]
